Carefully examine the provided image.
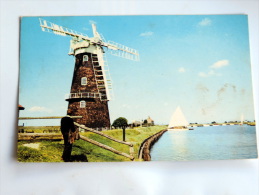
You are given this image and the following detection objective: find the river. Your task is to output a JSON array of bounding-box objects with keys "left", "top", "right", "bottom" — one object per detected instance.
[{"left": 150, "top": 125, "right": 258, "bottom": 161}]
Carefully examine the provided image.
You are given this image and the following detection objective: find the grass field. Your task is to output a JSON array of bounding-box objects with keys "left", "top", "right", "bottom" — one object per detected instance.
[
  {"left": 17, "top": 125, "right": 166, "bottom": 162},
  {"left": 18, "top": 126, "right": 60, "bottom": 133}
]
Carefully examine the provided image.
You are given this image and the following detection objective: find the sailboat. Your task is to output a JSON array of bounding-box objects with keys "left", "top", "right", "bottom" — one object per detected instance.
[
  {"left": 239, "top": 114, "right": 244, "bottom": 125},
  {"left": 168, "top": 106, "right": 191, "bottom": 130}
]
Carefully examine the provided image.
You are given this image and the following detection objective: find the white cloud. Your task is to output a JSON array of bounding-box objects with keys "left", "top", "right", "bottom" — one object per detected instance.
[
  {"left": 199, "top": 59, "right": 229, "bottom": 78},
  {"left": 198, "top": 69, "right": 222, "bottom": 78},
  {"left": 178, "top": 67, "right": 186, "bottom": 73},
  {"left": 29, "top": 106, "right": 52, "bottom": 113},
  {"left": 210, "top": 60, "right": 229, "bottom": 69},
  {"left": 198, "top": 72, "right": 208, "bottom": 77},
  {"left": 198, "top": 18, "right": 212, "bottom": 26},
  {"left": 139, "top": 31, "right": 154, "bottom": 36}
]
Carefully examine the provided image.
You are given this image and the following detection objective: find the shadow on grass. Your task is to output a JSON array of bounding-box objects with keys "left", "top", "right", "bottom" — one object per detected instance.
[{"left": 70, "top": 154, "right": 88, "bottom": 162}]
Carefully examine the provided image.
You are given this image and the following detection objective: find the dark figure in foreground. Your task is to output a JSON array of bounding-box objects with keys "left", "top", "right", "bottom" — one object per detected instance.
[{"left": 61, "top": 113, "right": 76, "bottom": 162}]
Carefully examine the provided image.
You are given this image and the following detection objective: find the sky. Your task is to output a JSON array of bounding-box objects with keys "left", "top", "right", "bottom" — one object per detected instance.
[{"left": 18, "top": 15, "right": 255, "bottom": 126}]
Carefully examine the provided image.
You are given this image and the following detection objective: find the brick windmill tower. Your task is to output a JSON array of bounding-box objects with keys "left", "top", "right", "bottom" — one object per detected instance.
[{"left": 39, "top": 18, "right": 139, "bottom": 129}]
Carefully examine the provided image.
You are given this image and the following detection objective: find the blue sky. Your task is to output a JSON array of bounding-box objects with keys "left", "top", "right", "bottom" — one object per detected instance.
[{"left": 18, "top": 15, "right": 255, "bottom": 126}]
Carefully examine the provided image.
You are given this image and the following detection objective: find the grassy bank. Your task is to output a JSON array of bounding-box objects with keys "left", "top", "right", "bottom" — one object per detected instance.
[
  {"left": 17, "top": 125, "right": 166, "bottom": 162},
  {"left": 18, "top": 126, "right": 60, "bottom": 133}
]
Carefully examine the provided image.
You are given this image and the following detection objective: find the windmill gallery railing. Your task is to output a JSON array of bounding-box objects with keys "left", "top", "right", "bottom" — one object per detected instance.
[{"left": 65, "top": 92, "right": 102, "bottom": 99}]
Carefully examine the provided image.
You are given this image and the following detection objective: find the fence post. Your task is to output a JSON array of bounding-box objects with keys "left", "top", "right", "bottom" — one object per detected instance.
[{"left": 123, "top": 126, "right": 126, "bottom": 141}]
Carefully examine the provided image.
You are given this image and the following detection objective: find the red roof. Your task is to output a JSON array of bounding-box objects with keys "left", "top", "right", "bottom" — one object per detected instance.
[{"left": 18, "top": 105, "right": 25, "bottom": 110}]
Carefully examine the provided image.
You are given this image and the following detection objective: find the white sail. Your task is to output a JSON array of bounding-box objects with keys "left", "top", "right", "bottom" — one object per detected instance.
[
  {"left": 168, "top": 106, "right": 189, "bottom": 128},
  {"left": 240, "top": 113, "right": 244, "bottom": 125}
]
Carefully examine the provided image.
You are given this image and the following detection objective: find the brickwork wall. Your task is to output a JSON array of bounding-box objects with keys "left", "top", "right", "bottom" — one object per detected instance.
[
  {"left": 70, "top": 53, "right": 98, "bottom": 93},
  {"left": 67, "top": 52, "right": 110, "bottom": 129}
]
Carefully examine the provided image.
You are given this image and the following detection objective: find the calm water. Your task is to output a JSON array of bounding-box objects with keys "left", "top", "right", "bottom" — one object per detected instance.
[{"left": 150, "top": 125, "right": 258, "bottom": 161}]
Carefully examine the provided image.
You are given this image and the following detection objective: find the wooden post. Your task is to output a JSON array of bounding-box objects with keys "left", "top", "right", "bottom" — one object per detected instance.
[{"left": 122, "top": 127, "right": 126, "bottom": 142}]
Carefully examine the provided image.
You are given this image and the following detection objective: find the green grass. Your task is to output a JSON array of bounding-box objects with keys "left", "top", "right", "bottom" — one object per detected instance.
[
  {"left": 17, "top": 125, "right": 166, "bottom": 162},
  {"left": 245, "top": 122, "right": 256, "bottom": 126},
  {"left": 18, "top": 126, "right": 60, "bottom": 133},
  {"left": 18, "top": 141, "right": 64, "bottom": 162}
]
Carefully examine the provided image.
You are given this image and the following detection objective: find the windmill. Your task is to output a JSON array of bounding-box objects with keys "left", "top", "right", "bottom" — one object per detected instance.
[{"left": 39, "top": 18, "right": 139, "bottom": 129}]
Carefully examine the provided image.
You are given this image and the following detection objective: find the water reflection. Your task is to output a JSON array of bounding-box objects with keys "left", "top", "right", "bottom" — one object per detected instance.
[
  {"left": 169, "top": 131, "right": 189, "bottom": 159},
  {"left": 150, "top": 125, "right": 258, "bottom": 161}
]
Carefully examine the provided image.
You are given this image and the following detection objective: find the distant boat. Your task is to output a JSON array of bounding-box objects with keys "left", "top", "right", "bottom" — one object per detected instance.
[{"left": 168, "top": 106, "right": 191, "bottom": 130}]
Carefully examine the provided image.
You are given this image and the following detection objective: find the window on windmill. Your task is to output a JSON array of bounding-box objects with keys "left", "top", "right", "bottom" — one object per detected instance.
[
  {"left": 81, "top": 77, "right": 87, "bottom": 85},
  {"left": 80, "top": 100, "right": 86, "bottom": 108},
  {"left": 83, "top": 55, "right": 89, "bottom": 62}
]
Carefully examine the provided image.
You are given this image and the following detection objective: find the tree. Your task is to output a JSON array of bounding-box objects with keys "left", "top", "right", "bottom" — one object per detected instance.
[
  {"left": 112, "top": 117, "right": 128, "bottom": 141},
  {"left": 112, "top": 117, "right": 128, "bottom": 129}
]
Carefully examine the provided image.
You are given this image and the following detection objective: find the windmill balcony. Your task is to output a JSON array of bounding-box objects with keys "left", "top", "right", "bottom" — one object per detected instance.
[{"left": 65, "top": 92, "right": 101, "bottom": 100}]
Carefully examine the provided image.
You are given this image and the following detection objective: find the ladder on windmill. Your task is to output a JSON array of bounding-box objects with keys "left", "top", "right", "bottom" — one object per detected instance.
[
  {"left": 97, "top": 33, "right": 113, "bottom": 101},
  {"left": 91, "top": 53, "right": 113, "bottom": 101}
]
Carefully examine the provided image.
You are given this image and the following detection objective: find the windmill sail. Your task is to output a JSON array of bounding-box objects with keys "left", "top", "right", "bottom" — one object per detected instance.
[
  {"left": 168, "top": 106, "right": 189, "bottom": 128},
  {"left": 39, "top": 18, "right": 90, "bottom": 39},
  {"left": 40, "top": 18, "right": 139, "bottom": 102},
  {"left": 39, "top": 18, "right": 139, "bottom": 129}
]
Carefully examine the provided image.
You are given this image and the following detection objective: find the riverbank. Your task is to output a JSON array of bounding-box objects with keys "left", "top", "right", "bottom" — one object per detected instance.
[
  {"left": 189, "top": 121, "right": 256, "bottom": 127},
  {"left": 138, "top": 129, "right": 167, "bottom": 161},
  {"left": 17, "top": 125, "right": 166, "bottom": 162}
]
